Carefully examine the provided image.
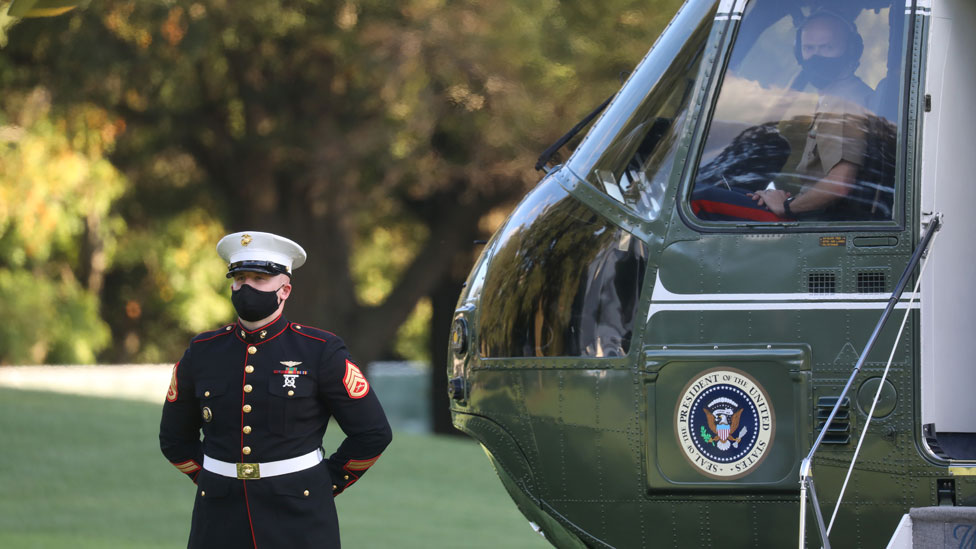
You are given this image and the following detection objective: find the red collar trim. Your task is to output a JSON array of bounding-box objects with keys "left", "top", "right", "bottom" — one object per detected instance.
[{"left": 234, "top": 314, "right": 289, "bottom": 344}]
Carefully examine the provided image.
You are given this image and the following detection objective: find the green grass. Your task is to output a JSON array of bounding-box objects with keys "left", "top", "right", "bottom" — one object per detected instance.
[{"left": 0, "top": 388, "right": 550, "bottom": 548}]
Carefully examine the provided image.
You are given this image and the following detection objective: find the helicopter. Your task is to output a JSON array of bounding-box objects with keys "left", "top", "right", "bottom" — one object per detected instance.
[{"left": 447, "top": 0, "right": 976, "bottom": 547}]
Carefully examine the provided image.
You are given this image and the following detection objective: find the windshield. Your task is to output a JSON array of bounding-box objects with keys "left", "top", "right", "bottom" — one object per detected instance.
[
  {"left": 566, "top": 0, "right": 719, "bottom": 221},
  {"left": 689, "top": 0, "right": 904, "bottom": 224}
]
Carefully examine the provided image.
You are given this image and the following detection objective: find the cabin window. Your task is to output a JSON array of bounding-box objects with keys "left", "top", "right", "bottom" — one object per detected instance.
[
  {"left": 478, "top": 178, "right": 647, "bottom": 358},
  {"left": 568, "top": 0, "right": 717, "bottom": 221},
  {"left": 689, "top": 1, "right": 904, "bottom": 224}
]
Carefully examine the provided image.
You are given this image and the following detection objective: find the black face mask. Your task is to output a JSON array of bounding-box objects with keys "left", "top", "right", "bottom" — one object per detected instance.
[
  {"left": 231, "top": 284, "right": 283, "bottom": 322},
  {"left": 800, "top": 55, "right": 850, "bottom": 89}
]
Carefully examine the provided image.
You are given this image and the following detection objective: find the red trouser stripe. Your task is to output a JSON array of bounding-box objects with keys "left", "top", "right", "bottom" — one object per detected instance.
[{"left": 243, "top": 480, "right": 257, "bottom": 548}]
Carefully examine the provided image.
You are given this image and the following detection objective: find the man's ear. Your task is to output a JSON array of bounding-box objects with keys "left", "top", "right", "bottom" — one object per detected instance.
[{"left": 278, "top": 281, "right": 293, "bottom": 301}]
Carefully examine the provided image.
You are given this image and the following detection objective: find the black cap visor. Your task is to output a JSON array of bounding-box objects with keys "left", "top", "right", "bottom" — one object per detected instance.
[{"left": 226, "top": 260, "right": 291, "bottom": 278}]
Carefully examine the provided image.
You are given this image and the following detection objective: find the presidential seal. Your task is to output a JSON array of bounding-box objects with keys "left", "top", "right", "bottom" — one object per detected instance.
[{"left": 674, "top": 368, "right": 774, "bottom": 479}]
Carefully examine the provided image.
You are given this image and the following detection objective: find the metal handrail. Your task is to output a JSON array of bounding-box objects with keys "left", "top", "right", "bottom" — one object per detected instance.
[{"left": 798, "top": 214, "right": 943, "bottom": 549}]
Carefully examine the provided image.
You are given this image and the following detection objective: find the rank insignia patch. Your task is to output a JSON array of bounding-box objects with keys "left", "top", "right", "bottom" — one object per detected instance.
[
  {"left": 345, "top": 455, "right": 380, "bottom": 471},
  {"left": 675, "top": 368, "right": 774, "bottom": 479},
  {"left": 173, "top": 459, "right": 201, "bottom": 474},
  {"left": 166, "top": 362, "right": 180, "bottom": 402},
  {"left": 343, "top": 360, "right": 369, "bottom": 399}
]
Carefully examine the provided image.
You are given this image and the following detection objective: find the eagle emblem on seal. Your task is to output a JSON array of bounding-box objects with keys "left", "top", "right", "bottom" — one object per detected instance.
[{"left": 703, "top": 397, "right": 748, "bottom": 451}]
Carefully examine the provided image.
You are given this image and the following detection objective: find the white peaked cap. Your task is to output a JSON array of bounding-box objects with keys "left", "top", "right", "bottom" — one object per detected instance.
[{"left": 217, "top": 231, "right": 307, "bottom": 277}]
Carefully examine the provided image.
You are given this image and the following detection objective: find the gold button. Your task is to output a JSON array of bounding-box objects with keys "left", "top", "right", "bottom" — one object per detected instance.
[
  {"left": 295, "top": 325, "right": 302, "bottom": 330},
  {"left": 204, "top": 390, "right": 210, "bottom": 397},
  {"left": 245, "top": 365, "right": 254, "bottom": 374},
  {"left": 247, "top": 346, "right": 257, "bottom": 355},
  {"left": 240, "top": 330, "right": 245, "bottom": 337},
  {"left": 332, "top": 484, "right": 337, "bottom": 490},
  {"left": 243, "top": 425, "right": 251, "bottom": 434},
  {"left": 343, "top": 474, "right": 349, "bottom": 480},
  {"left": 225, "top": 326, "right": 232, "bottom": 331},
  {"left": 260, "top": 330, "right": 267, "bottom": 339},
  {"left": 242, "top": 446, "right": 251, "bottom": 455},
  {"left": 244, "top": 384, "right": 252, "bottom": 393},
  {"left": 201, "top": 490, "right": 206, "bottom": 496},
  {"left": 303, "top": 490, "right": 310, "bottom": 497},
  {"left": 243, "top": 404, "right": 252, "bottom": 413},
  {"left": 288, "top": 390, "right": 295, "bottom": 397}
]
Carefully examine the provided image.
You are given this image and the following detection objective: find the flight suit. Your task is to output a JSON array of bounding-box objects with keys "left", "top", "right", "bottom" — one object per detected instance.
[
  {"left": 159, "top": 314, "right": 392, "bottom": 548},
  {"left": 792, "top": 74, "right": 878, "bottom": 219}
]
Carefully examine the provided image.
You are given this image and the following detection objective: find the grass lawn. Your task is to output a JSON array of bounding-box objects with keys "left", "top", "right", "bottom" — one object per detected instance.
[{"left": 0, "top": 388, "right": 550, "bottom": 548}]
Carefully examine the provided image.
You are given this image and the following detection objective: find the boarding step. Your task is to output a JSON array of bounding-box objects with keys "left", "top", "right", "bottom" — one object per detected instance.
[
  {"left": 923, "top": 424, "right": 976, "bottom": 460},
  {"left": 885, "top": 507, "right": 976, "bottom": 548}
]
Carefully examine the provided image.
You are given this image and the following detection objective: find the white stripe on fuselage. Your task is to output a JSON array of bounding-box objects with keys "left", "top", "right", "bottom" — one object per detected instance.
[{"left": 648, "top": 272, "right": 919, "bottom": 319}]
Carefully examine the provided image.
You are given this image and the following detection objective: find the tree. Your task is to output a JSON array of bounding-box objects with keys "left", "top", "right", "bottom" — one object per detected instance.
[
  {"left": 0, "top": 88, "right": 122, "bottom": 364},
  {"left": 0, "top": 0, "right": 681, "bottom": 429}
]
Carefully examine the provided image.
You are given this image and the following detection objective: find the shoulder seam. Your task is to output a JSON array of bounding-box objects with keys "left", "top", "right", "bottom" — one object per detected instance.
[
  {"left": 290, "top": 323, "right": 337, "bottom": 338},
  {"left": 291, "top": 325, "right": 330, "bottom": 343},
  {"left": 193, "top": 326, "right": 235, "bottom": 344}
]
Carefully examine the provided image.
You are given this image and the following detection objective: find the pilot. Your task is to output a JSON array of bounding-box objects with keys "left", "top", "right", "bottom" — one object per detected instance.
[
  {"left": 159, "top": 231, "right": 392, "bottom": 548},
  {"left": 750, "top": 10, "right": 873, "bottom": 219}
]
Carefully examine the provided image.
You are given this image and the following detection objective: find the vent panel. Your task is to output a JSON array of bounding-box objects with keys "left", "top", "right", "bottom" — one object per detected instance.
[
  {"left": 808, "top": 273, "right": 836, "bottom": 294},
  {"left": 857, "top": 271, "right": 887, "bottom": 293},
  {"left": 816, "top": 396, "right": 851, "bottom": 444}
]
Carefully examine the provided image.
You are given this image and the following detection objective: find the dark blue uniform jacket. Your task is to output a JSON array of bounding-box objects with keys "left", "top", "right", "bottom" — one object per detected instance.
[{"left": 159, "top": 314, "right": 392, "bottom": 548}]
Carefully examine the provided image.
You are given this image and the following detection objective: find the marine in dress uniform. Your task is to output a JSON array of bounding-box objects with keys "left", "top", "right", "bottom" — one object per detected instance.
[{"left": 159, "top": 231, "right": 392, "bottom": 549}]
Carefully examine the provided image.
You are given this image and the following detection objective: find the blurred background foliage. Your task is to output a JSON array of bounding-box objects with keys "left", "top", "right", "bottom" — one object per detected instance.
[{"left": 0, "top": 0, "right": 680, "bottom": 425}]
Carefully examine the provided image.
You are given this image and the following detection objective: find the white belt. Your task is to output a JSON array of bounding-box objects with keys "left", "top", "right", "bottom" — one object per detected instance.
[{"left": 203, "top": 448, "right": 323, "bottom": 480}]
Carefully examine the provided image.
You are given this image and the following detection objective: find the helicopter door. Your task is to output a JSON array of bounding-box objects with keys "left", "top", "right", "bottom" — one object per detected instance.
[
  {"left": 919, "top": 0, "right": 976, "bottom": 461},
  {"left": 662, "top": 0, "right": 917, "bottom": 477}
]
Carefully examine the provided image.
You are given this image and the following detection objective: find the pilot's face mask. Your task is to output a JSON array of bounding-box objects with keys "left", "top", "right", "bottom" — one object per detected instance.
[{"left": 800, "top": 54, "right": 852, "bottom": 89}]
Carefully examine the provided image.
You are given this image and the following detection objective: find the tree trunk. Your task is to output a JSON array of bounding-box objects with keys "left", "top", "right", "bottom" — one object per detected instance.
[{"left": 429, "top": 270, "right": 466, "bottom": 435}]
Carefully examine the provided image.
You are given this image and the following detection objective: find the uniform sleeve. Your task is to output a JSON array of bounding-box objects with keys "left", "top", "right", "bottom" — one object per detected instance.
[
  {"left": 319, "top": 344, "right": 393, "bottom": 495},
  {"left": 159, "top": 347, "right": 204, "bottom": 483}
]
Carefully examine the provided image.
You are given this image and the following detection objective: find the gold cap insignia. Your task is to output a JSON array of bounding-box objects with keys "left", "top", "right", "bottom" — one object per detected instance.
[{"left": 241, "top": 234, "right": 252, "bottom": 247}]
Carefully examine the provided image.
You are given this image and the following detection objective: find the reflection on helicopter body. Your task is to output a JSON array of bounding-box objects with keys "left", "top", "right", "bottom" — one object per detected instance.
[{"left": 477, "top": 184, "right": 647, "bottom": 359}]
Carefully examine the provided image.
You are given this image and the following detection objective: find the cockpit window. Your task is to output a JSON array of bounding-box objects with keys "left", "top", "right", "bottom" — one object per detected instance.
[
  {"left": 567, "top": 0, "right": 717, "bottom": 221},
  {"left": 479, "top": 177, "right": 647, "bottom": 359},
  {"left": 689, "top": 1, "right": 904, "bottom": 224}
]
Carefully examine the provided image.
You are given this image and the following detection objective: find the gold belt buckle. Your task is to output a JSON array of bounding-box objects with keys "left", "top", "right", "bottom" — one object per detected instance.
[{"left": 236, "top": 462, "right": 261, "bottom": 480}]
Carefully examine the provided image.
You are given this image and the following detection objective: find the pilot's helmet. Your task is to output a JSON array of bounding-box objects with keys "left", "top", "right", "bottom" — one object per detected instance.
[{"left": 217, "top": 231, "right": 307, "bottom": 279}]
